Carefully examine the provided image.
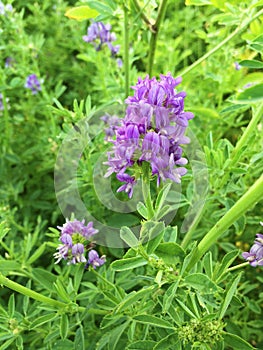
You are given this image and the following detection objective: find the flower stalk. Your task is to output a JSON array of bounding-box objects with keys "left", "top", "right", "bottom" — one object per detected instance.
[
  {"left": 0, "top": 273, "right": 67, "bottom": 310},
  {"left": 186, "top": 174, "right": 263, "bottom": 271},
  {"left": 180, "top": 8, "right": 263, "bottom": 77},
  {"left": 124, "top": 2, "right": 130, "bottom": 97},
  {"left": 219, "top": 102, "right": 263, "bottom": 188},
  {"left": 148, "top": 0, "right": 168, "bottom": 76}
]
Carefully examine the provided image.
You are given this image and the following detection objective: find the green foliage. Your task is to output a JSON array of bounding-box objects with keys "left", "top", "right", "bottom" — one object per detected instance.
[{"left": 0, "top": 0, "right": 262, "bottom": 349}]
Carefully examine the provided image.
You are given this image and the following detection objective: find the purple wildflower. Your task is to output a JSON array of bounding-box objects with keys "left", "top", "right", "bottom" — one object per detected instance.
[
  {"left": 104, "top": 73, "right": 194, "bottom": 197},
  {"left": 0, "top": 94, "right": 4, "bottom": 111},
  {"left": 0, "top": 93, "right": 9, "bottom": 113},
  {"left": 0, "top": 2, "right": 12, "bottom": 15},
  {"left": 234, "top": 62, "right": 241, "bottom": 71},
  {"left": 5, "top": 57, "right": 13, "bottom": 68},
  {"left": 54, "top": 219, "right": 103, "bottom": 266},
  {"left": 86, "top": 250, "right": 106, "bottom": 269},
  {"left": 101, "top": 113, "right": 121, "bottom": 140},
  {"left": 24, "top": 74, "right": 41, "bottom": 94},
  {"left": 242, "top": 222, "right": 263, "bottom": 267},
  {"left": 83, "top": 21, "right": 119, "bottom": 56}
]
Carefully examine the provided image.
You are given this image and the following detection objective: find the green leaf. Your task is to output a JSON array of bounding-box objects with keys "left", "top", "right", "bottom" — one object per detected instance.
[
  {"left": 120, "top": 226, "right": 139, "bottom": 247},
  {"left": 108, "top": 321, "right": 130, "bottom": 350},
  {"left": 32, "top": 268, "right": 56, "bottom": 292},
  {"left": 128, "top": 341, "right": 157, "bottom": 350},
  {"left": 111, "top": 257, "right": 148, "bottom": 271},
  {"left": 65, "top": 6, "right": 99, "bottom": 21},
  {"left": 53, "top": 279, "right": 71, "bottom": 303},
  {"left": 155, "top": 242, "right": 185, "bottom": 264},
  {"left": 202, "top": 252, "right": 213, "bottom": 278},
  {"left": 162, "top": 280, "right": 180, "bottom": 313},
  {"left": 163, "top": 226, "right": 178, "bottom": 243},
  {"left": 0, "top": 222, "right": 10, "bottom": 240},
  {"left": 218, "top": 273, "right": 242, "bottom": 319},
  {"left": 74, "top": 326, "right": 85, "bottom": 350},
  {"left": 190, "top": 107, "right": 220, "bottom": 119},
  {"left": 224, "top": 332, "right": 255, "bottom": 349},
  {"left": 146, "top": 232, "right": 164, "bottom": 254},
  {"left": 236, "top": 83, "right": 263, "bottom": 103},
  {"left": 60, "top": 314, "right": 69, "bottom": 340},
  {"left": 0, "top": 260, "right": 21, "bottom": 272},
  {"left": 52, "top": 339, "right": 74, "bottom": 350},
  {"left": 27, "top": 243, "right": 46, "bottom": 265},
  {"left": 30, "top": 313, "right": 58, "bottom": 329},
  {"left": 0, "top": 337, "right": 16, "bottom": 350},
  {"left": 154, "top": 334, "right": 179, "bottom": 350},
  {"left": 8, "top": 294, "right": 15, "bottom": 318},
  {"left": 137, "top": 202, "right": 148, "bottom": 219},
  {"left": 133, "top": 315, "right": 174, "bottom": 329},
  {"left": 213, "top": 250, "right": 240, "bottom": 282},
  {"left": 239, "top": 60, "right": 263, "bottom": 69},
  {"left": 175, "top": 299, "right": 197, "bottom": 318},
  {"left": 184, "top": 273, "right": 218, "bottom": 294},
  {"left": 185, "top": 0, "right": 211, "bottom": 5},
  {"left": 115, "top": 286, "right": 155, "bottom": 313},
  {"left": 155, "top": 183, "right": 172, "bottom": 211}
]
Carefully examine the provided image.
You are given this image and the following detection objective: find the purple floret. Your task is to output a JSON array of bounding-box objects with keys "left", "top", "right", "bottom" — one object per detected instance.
[
  {"left": 24, "top": 74, "right": 41, "bottom": 94},
  {"left": 104, "top": 72, "right": 194, "bottom": 197},
  {"left": 242, "top": 223, "right": 263, "bottom": 267}
]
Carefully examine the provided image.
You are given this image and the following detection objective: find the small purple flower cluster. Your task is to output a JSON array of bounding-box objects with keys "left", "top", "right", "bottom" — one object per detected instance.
[
  {"left": 83, "top": 21, "right": 120, "bottom": 56},
  {"left": 242, "top": 222, "right": 263, "bottom": 267},
  {"left": 0, "top": 93, "right": 9, "bottom": 113},
  {"left": 54, "top": 219, "right": 105, "bottom": 269},
  {"left": 24, "top": 74, "right": 41, "bottom": 94},
  {"left": 101, "top": 113, "right": 121, "bottom": 141},
  {"left": 0, "top": 1, "right": 13, "bottom": 15},
  {"left": 0, "top": 93, "right": 4, "bottom": 111},
  {"left": 104, "top": 73, "right": 194, "bottom": 198}
]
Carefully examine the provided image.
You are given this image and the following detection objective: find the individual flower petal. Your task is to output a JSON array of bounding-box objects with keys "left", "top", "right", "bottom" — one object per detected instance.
[{"left": 87, "top": 249, "right": 106, "bottom": 269}]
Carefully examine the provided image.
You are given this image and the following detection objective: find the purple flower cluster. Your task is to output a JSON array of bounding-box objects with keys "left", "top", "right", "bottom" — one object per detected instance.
[
  {"left": 83, "top": 21, "right": 120, "bottom": 56},
  {"left": 104, "top": 73, "right": 194, "bottom": 198},
  {"left": 54, "top": 219, "right": 106, "bottom": 268},
  {"left": 0, "top": 1, "right": 13, "bottom": 15},
  {"left": 0, "top": 93, "right": 4, "bottom": 111},
  {"left": 101, "top": 113, "right": 121, "bottom": 141},
  {"left": 242, "top": 222, "right": 263, "bottom": 267},
  {"left": 24, "top": 74, "right": 41, "bottom": 94},
  {"left": 0, "top": 93, "right": 9, "bottom": 113}
]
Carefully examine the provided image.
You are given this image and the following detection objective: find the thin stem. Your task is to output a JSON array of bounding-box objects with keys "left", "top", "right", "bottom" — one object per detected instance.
[
  {"left": 182, "top": 102, "right": 263, "bottom": 248},
  {"left": 1, "top": 91, "right": 11, "bottom": 151},
  {"left": 124, "top": 2, "right": 130, "bottom": 97},
  {"left": 186, "top": 174, "right": 263, "bottom": 271},
  {"left": 132, "top": 0, "right": 153, "bottom": 30},
  {"left": 219, "top": 102, "right": 263, "bottom": 188},
  {"left": 148, "top": 0, "right": 168, "bottom": 76},
  {"left": 0, "top": 273, "right": 66, "bottom": 309},
  {"left": 180, "top": 8, "right": 263, "bottom": 77},
  {"left": 142, "top": 176, "right": 155, "bottom": 220},
  {"left": 227, "top": 261, "right": 249, "bottom": 272},
  {"left": 181, "top": 201, "right": 208, "bottom": 249}
]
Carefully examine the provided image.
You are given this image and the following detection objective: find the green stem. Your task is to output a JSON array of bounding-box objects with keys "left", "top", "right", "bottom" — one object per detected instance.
[
  {"left": 180, "top": 8, "right": 263, "bottom": 77},
  {"left": 148, "top": 0, "right": 168, "bottom": 76},
  {"left": 0, "top": 273, "right": 86, "bottom": 312},
  {"left": 227, "top": 261, "right": 249, "bottom": 272},
  {"left": 182, "top": 102, "right": 263, "bottom": 248},
  {"left": 124, "top": 2, "right": 130, "bottom": 97},
  {"left": 181, "top": 201, "right": 208, "bottom": 249},
  {"left": 2, "top": 91, "right": 11, "bottom": 151},
  {"left": 132, "top": 0, "right": 153, "bottom": 30},
  {"left": 142, "top": 176, "right": 155, "bottom": 220},
  {"left": 186, "top": 174, "right": 263, "bottom": 271},
  {"left": 219, "top": 102, "right": 263, "bottom": 188},
  {"left": 0, "top": 273, "right": 66, "bottom": 309}
]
